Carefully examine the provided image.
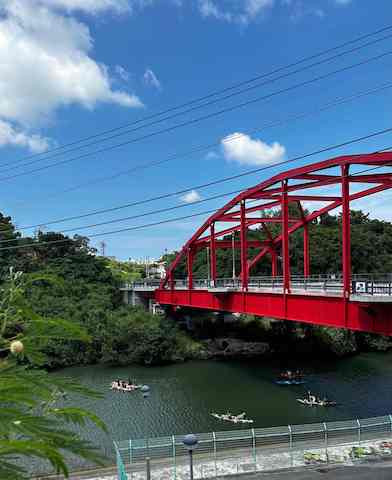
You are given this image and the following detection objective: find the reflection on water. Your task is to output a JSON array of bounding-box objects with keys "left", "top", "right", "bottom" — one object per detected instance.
[{"left": 52, "top": 351, "right": 392, "bottom": 469}]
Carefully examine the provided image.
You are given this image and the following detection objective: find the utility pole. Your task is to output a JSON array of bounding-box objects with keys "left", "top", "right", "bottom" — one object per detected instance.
[{"left": 99, "top": 241, "right": 106, "bottom": 257}]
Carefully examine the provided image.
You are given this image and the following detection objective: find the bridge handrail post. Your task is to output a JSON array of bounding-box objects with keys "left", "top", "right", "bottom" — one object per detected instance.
[
  {"left": 129, "top": 438, "right": 132, "bottom": 465},
  {"left": 213, "top": 431, "right": 217, "bottom": 477},
  {"left": 288, "top": 425, "right": 293, "bottom": 467},
  {"left": 357, "top": 419, "right": 361, "bottom": 446},
  {"left": 251, "top": 427, "right": 257, "bottom": 469},
  {"left": 172, "top": 435, "right": 176, "bottom": 480},
  {"left": 323, "top": 422, "right": 328, "bottom": 463}
]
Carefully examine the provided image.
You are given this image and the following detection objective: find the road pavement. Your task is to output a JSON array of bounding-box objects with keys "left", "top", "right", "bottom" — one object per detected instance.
[{"left": 222, "top": 461, "right": 392, "bottom": 480}]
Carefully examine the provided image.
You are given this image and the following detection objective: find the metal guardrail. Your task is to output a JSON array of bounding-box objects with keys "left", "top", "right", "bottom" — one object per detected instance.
[
  {"left": 122, "top": 275, "right": 392, "bottom": 296},
  {"left": 114, "top": 414, "right": 392, "bottom": 479}
]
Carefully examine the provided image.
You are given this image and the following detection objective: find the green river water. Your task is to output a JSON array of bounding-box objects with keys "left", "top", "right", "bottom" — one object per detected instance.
[{"left": 49, "top": 351, "right": 392, "bottom": 471}]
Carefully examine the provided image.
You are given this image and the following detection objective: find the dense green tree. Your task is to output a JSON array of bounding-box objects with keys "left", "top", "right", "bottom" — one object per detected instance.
[{"left": 0, "top": 269, "right": 106, "bottom": 479}]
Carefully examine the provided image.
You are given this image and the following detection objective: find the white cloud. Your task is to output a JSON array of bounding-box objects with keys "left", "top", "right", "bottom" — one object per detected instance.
[
  {"left": 198, "top": 0, "right": 274, "bottom": 24},
  {"left": 335, "top": 0, "right": 352, "bottom": 5},
  {"left": 143, "top": 68, "right": 162, "bottom": 90},
  {"left": 180, "top": 190, "right": 202, "bottom": 203},
  {"left": 222, "top": 133, "right": 285, "bottom": 166},
  {"left": 0, "top": 120, "right": 50, "bottom": 153},
  {"left": 35, "top": 0, "right": 132, "bottom": 14},
  {"left": 0, "top": 0, "right": 143, "bottom": 152}
]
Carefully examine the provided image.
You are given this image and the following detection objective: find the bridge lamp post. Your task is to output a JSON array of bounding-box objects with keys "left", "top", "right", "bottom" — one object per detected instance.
[
  {"left": 183, "top": 434, "right": 198, "bottom": 480},
  {"left": 141, "top": 385, "right": 150, "bottom": 399}
]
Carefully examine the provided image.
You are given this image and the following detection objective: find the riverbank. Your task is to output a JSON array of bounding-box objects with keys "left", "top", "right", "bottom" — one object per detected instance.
[
  {"left": 70, "top": 312, "right": 392, "bottom": 369},
  {"left": 173, "top": 314, "right": 392, "bottom": 363}
]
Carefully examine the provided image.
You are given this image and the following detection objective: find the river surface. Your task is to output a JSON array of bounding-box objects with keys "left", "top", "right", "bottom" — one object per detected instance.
[{"left": 51, "top": 352, "right": 392, "bottom": 469}]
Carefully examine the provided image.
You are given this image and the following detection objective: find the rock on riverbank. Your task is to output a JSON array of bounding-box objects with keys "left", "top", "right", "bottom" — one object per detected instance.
[{"left": 203, "top": 338, "right": 270, "bottom": 358}]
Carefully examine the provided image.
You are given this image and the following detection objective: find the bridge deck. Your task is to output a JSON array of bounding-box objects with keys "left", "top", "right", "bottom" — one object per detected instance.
[{"left": 150, "top": 276, "right": 392, "bottom": 336}]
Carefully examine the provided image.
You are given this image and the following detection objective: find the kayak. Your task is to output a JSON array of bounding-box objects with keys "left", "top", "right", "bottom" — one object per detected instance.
[
  {"left": 297, "top": 398, "right": 337, "bottom": 407},
  {"left": 211, "top": 412, "right": 254, "bottom": 424},
  {"left": 280, "top": 372, "right": 305, "bottom": 379},
  {"left": 275, "top": 379, "right": 306, "bottom": 385},
  {"left": 111, "top": 382, "right": 142, "bottom": 392}
]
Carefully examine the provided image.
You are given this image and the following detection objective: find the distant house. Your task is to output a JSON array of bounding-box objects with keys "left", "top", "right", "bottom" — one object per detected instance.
[{"left": 147, "top": 261, "right": 166, "bottom": 279}]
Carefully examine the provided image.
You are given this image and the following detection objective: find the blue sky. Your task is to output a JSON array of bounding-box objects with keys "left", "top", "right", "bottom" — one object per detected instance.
[{"left": 1, "top": 0, "right": 392, "bottom": 260}]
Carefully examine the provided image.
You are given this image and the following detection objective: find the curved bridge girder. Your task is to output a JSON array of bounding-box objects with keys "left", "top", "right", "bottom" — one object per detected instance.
[{"left": 161, "top": 152, "right": 392, "bottom": 293}]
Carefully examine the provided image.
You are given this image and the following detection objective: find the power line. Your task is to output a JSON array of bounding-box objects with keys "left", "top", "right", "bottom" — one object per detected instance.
[
  {"left": 1, "top": 132, "right": 392, "bottom": 249},
  {"left": 3, "top": 123, "right": 392, "bottom": 236},
  {"left": 17, "top": 80, "right": 392, "bottom": 208},
  {"left": 2, "top": 48, "right": 392, "bottom": 185},
  {"left": 0, "top": 189, "right": 245, "bottom": 244},
  {"left": 5, "top": 24, "right": 392, "bottom": 170},
  {"left": 3, "top": 31, "right": 392, "bottom": 175},
  {"left": 0, "top": 209, "right": 219, "bottom": 252},
  {"left": 2, "top": 156, "right": 392, "bottom": 253}
]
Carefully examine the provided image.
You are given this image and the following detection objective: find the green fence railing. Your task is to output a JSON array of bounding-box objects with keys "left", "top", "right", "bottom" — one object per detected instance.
[{"left": 114, "top": 414, "right": 392, "bottom": 479}]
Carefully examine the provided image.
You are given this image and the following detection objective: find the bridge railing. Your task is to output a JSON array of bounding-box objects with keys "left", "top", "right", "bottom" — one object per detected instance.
[
  {"left": 122, "top": 275, "right": 392, "bottom": 296},
  {"left": 122, "top": 280, "right": 162, "bottom": 289},
  {"left": 114, "top": 414, "right": 392, "bottom": 480}
]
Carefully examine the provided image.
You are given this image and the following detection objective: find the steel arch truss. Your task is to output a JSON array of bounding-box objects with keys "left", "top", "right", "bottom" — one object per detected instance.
[{"left": 156, "top": 152, "right": 392, "bottom": 335}]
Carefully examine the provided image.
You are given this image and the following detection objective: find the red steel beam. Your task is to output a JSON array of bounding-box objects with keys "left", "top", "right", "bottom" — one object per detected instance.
[
  {"left": 196, "top": 239, "right": 266, "bottom": 249},
  {"left": 297, "top": 202, "right": 310, "bottom": 278},
  {"left": 218, "top": 200, "right": 281, "bottom": 220},
  {"left": 293, "top": 173, "right": 340, "bottom": 182},
  {"left": 187, "top": 248, "right": 193, "bottom": 290},
  {"left": 161, "top": 153, "right": 392, "bottom": 288},
  {"left": 210, "top": 223, "right": 217, "bottom": 285},
  {"left": 289, "top": 195, "right": 341, "bottom": 202},
  {"left": 240, "top": 200, "right": 248, "bottom": 290},
  {"left": 248, "top": 181, "right": 392, "bottom": 272},
  {"left": 349, "top": 174, "right": 392, "bottom": 183},
  {"left": 342, "top": 165, "right": 351, "bottom": 302},
  {"left": 282, "top": 179, "right": 291, "bottom": 294}
]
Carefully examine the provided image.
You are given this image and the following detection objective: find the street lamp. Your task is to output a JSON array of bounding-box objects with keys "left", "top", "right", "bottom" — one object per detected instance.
[
  {"left": 141, "top": 385, "right": 151, "bottom": 479},
  {"left": 183, "top": 434, "right": 198, "bottom": 480}
]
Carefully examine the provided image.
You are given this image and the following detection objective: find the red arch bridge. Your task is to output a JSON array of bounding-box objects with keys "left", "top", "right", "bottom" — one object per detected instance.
[{"left": 126, "top": 153, "right": 392, "bottom": 335}]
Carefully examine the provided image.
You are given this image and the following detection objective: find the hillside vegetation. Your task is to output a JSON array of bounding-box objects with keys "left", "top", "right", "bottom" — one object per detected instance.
[{"left": 0, "top": 208, "right": 391, "bottom": 367}]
